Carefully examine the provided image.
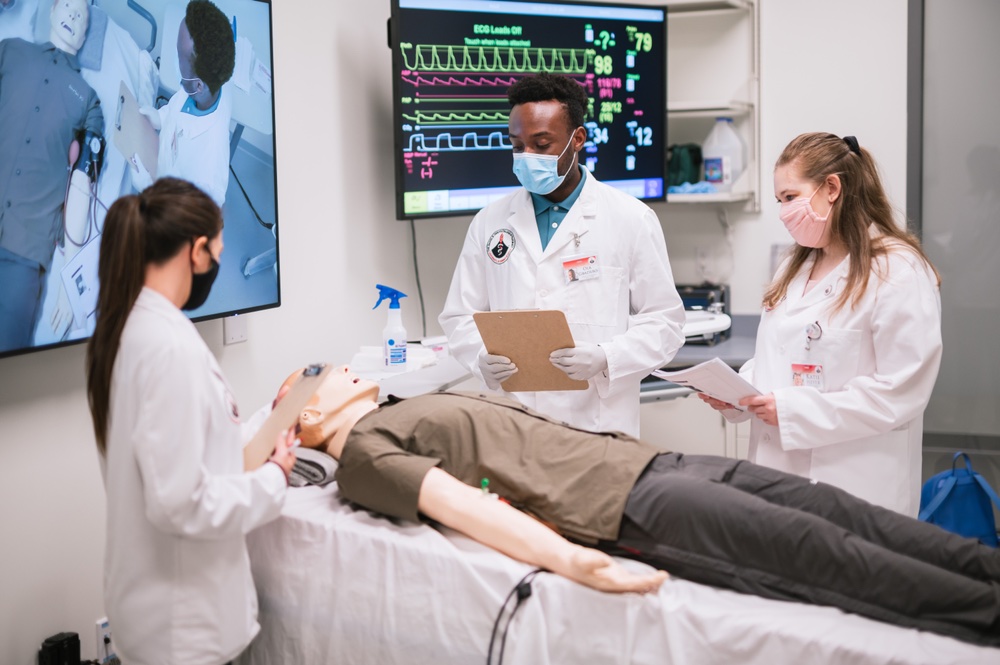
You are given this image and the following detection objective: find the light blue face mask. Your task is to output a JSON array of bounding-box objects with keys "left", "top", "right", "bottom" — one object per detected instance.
[{"left": 511, "top": 130, "right": 579, "bottom": 195}]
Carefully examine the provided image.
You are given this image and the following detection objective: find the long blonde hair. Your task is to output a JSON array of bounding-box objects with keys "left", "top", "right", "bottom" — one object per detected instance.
[{"left": 763, "top": 132, "right": 939, "bottom": 312}]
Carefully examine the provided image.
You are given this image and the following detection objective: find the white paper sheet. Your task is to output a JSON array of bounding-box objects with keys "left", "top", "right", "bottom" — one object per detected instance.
[
  {"left": 653, "top": 357, "right": 759, "bottom": 409},
  {"left": 232, "top": 35, "right": 253, "bottom": 93}
]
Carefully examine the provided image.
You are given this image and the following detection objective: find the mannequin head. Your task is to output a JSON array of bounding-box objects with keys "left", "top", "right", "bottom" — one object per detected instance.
[
  {"left": 282, "top": 365, "right": 380, "bottom": 456},
  {"left": 50, "top": 0, "right": 89, "bottom": 55}
]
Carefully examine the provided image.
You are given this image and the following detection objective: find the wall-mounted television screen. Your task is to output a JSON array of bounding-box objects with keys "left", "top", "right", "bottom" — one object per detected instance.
[
  {"left": 0, "top": 0, "right": 279, "bottom": 359},
  {"left": 389, "top": 0, "right": 667, "bottom": 220}
]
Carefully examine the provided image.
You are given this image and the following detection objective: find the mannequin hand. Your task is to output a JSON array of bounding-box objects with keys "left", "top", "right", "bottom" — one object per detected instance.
[
  {"left": 740, "top": 393, "right": 778, "bottom": 426},
  {"left": 697, "top": 393, "right": 736, "bottom": 412},
  {"left": 549, "top": 342, "right": 607, "bottom": 381},
  {"left": 562, "top": 545, "right": 668, "bottom": 594},
  {"left": 268, "top": 428, "right": 298, "bottom": 480},
  {"left": 68, "top": 139, "right": 80, "bottom": 168},
  {"left": 479, "top": 352, "right": 517, "bottom": 390}
]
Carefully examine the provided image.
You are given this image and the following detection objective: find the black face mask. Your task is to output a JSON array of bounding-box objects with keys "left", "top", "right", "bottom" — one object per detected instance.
[{"left": 182, "top": 256, "right": 220, "bottom": 311}]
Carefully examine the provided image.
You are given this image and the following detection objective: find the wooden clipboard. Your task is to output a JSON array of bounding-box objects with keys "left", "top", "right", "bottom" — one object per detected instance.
[
  {"left": 244, "top": 363, "right": 331, "bottom": 471},
  {"left": 113, "top": 81, "right": 159, "bottom": 179},
  {"left": 473, "top": 310, "right": 587, "bottom": 392}
]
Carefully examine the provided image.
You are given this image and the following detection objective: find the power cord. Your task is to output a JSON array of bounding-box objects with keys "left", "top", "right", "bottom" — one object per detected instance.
[
  {"left": 80, "top": 634, "right": 122, "bottom": 665},
  {"left": 409, "top": 219, "right": 427, "bottom": 338},
  {"left": 486, "top": 568, "right": 544, "bottom": 665},
  {"left": 102, "top": 634, "right": 122, "bottom": 665},
  {"left": 229, "top": 164, "right": 274, "bottom": 230}
]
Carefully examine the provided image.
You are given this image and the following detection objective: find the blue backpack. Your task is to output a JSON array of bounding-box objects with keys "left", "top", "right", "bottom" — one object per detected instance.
[{"left": 918, "top": 452, "right": 1000, "bottom": 547}]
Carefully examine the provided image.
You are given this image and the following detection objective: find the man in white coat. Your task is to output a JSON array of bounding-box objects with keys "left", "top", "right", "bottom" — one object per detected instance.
[
  {"left": 130, "top": 0, "right": 233, "bottom": 206},
  {"left": 440, "top": 73, "right": 685, "bottom": 437}
]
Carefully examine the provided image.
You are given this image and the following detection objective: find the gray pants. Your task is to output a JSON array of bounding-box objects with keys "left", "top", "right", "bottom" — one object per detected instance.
[
  {"left": 0, "top": 248, "right": 44, "bottom": 354},
  {"left": 608, "top": 453, "right": 1000, "bottom": 647}
]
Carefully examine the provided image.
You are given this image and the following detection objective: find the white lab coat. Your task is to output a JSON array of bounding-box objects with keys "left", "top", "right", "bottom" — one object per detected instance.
[
  {"left": 101, "top": 288, "right": 286, "bottom": 665},
  {"left": 729, "top": 247, "right": 942, "bottom": 515},
  {"left": 154, "top": 89, "right": 233, "bottom": 206},
  {"left": 440, "top": 173, "right": 686, "bottom": 437}
]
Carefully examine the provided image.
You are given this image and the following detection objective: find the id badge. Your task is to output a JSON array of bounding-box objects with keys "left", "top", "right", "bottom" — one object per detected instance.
[
  {"left": 791, "top": 363, "right": 824, "bottom": 390},
  {"left": 563, "top": 254, "right": 599, "bottom": 284}
]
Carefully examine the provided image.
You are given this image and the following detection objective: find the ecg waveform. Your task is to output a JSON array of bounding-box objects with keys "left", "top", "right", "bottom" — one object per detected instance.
[
  {"left": 400, "top": 43, "right": 592, "bottom": 73},
  {"left": 402, "top": 111, "right": 508, "bottom": 126},
  {"left": 406, "top": 131, "right": 512, "bottom": 152},
  {"left": 401, "top": 74, "right": 520, "bottom": 87}
]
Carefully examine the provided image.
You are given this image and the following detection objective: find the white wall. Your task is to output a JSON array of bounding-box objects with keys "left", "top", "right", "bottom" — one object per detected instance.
[
  {"left": 658, "top": 0, "right": 910, "bottom": 313},
  {"left": 0, "top": 1, "right": 908, "bottom": 662}
]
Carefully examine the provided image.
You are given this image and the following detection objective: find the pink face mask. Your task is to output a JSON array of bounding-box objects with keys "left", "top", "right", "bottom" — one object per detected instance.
[{"left": 779, "top": 188, "right": 830, "bottom": 247}]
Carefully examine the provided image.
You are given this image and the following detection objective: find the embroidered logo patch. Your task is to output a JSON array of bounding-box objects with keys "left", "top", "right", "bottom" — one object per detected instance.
[{"left": 487, "top": 228, "right": 515, "bottom": 264}]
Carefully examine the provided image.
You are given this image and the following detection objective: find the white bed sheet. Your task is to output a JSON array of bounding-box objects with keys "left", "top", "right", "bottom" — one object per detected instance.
[{"left": 240, "top": 483, "right": 998, "bottom": 665}]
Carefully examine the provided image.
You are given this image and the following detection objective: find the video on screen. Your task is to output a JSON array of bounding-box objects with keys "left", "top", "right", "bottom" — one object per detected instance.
[{"left": 0, "top": 0, "right": 278, "bottom": 359}]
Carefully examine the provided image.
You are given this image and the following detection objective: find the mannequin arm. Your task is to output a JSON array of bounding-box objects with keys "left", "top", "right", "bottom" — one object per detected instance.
[{"left": 417, "top": 467, "right": 667, "bottom": 594}]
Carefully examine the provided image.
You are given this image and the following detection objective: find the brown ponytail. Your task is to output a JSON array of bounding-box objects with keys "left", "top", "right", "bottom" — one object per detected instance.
[{"left": 86, "top": 178, "right": 222, "bottom": 454}]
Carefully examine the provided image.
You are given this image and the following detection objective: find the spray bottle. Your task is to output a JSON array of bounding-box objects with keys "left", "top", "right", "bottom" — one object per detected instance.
[{"left": 373, "top": 284, "right": 408, "bottom": 372}]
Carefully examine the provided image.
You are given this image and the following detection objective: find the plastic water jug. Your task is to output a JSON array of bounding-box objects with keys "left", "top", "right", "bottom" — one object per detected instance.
[{"left": 702, "top": 117, "right": 745, "bottom": 193}]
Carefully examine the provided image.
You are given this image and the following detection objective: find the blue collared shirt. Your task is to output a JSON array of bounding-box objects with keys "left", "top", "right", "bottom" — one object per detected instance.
[
  {"left": 530, "top": 166, "right": 587, "bottom": 250},
  {"left": 181, "top": 88, "right": 223, "bottom": 116}
]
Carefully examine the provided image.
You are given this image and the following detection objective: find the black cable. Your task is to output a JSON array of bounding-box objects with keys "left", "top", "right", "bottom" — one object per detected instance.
[
  {"left": 486, "top": 568, "right": 543, "bottom": 665},
  {"left": 94, "top": 184, "right": 111, "bottom": 235},
  {"left": 61, "top": 173, "right": 93, "bottom": 248},
  {"left": 409, "top": 219, "right": 427, "bottom": 338},
  {"left": 229, "top": 164, "right": 274, "bottom": 230}
]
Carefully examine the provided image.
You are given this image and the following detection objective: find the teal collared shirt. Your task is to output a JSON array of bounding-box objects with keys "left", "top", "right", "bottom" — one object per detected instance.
[
  {"left": 530, "top": 166, "right": 587, "bottom": 250},
  {"left": 181, "top": 88, "right": 223, "bottom": 116}
]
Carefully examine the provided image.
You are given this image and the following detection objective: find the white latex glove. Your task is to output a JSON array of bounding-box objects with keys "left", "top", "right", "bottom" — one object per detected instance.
[
  {"left": 138, "top": 105, "right": 162, "bottom": 131},
  {"left": 479, "top": 352, "right": 517, "bottom": 390},
  {"left": 549, "top": 342, "right": 608, "bottom": 381}
]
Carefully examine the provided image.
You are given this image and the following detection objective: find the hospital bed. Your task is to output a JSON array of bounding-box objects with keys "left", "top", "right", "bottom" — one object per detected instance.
[{"left": 239, "top": 479, "right": 998, "bottom": 665}]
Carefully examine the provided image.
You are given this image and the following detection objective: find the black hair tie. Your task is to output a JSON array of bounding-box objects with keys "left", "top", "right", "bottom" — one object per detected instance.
[{"left": 843, "top": 135, "right": 861, "bottom": 156}]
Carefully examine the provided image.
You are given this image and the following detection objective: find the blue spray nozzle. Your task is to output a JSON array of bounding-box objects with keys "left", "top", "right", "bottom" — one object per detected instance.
[{"left": 373, "top": 284, "right": 407, "bottom": 310}]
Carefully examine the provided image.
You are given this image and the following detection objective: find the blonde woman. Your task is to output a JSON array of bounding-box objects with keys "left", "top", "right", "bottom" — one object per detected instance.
[{"left": 701, "top": 132, "right": 942, "bottom": 516}]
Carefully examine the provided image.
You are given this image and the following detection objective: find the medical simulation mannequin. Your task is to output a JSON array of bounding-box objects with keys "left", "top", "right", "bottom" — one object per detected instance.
[
  {"left": 700, "top": 133, "right": 942, "bottom": 516},
  {"left": 282, "top": 365, "right": 1000, "bottom": 648},
  {"left": 0, "top": 0, "right": 103, "bottom": 351},
  {"left": 86, "top": 178, "right": 295, "bottom": 665},
  {"left": 130, "top": 0, "right": 234, "bottom": 206},
  {"left": 439, "top": 73, "right": 685, "bottom": 437}
]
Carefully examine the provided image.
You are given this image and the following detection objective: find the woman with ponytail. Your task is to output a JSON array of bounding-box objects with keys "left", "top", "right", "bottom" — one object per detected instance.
[
  {"left": 86, "top": 177, "right": 295, "bottom": 665},
  {"left": 699, "top": 133, "right": 942, "bottom": 516}
]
